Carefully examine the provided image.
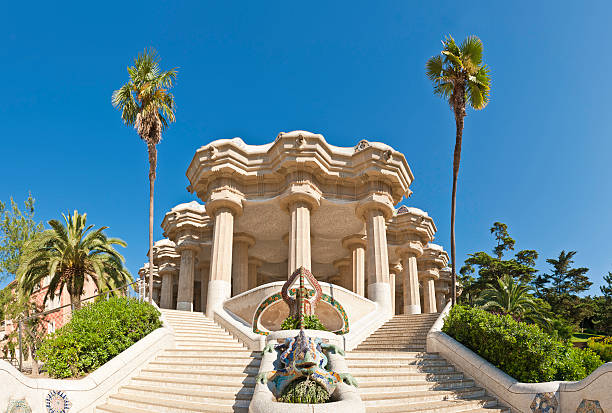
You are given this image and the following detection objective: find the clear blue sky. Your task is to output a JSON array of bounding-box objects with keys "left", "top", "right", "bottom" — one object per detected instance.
[{"left": 1, "top": 1, "right": 611, "bottom": 294}]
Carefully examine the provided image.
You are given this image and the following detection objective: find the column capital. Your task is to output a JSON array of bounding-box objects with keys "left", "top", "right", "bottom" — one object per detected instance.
[
  {"left": 279, "top": 183, "right": 321, "bottom": 212},
  {"left": 355, "top": 193, "right": 395, "bottom": 221},
  {"left": 248, "top": 257, "right": 263, "bottom": 267},
  {"left": 175, "top": 239, "right": 201, "bottom": 253},
  {"left": 205, "top": 187, "right": 244, "bottom": 217},
  {"left": 342, "top": 234, "right": 367, "bottom": 250},
  {"left": 418, "top": 268, "right": 440, "bottom": 281},
  {"left": 233, "top": 232, "right": 256, "bottom": 247},
  {"left": 398, "top": 241, "right": 424, "bottom": 259},
  {"left": 158, "top": 263, "right": 179, "bottom": 277},
  {"left": 389, "top": 262, "right": 403, "bottom": 276},
  {"left": 333, "top": 257, "right": 351, "bottom": 270}
]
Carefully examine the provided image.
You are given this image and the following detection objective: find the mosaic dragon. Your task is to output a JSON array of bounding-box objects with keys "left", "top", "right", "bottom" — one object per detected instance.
[{"left": 256, "top": 267, "right": 357, "bottom": 398}]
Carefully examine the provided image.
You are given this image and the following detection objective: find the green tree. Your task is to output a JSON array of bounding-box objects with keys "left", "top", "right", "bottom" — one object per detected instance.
[
  {"left": 460, "top": 222, "right": 538, "bottom": 300},
  {"left": 476, "top": 274, "right": 548, "bottom": 327},
  {"left": 0, "top": 193, "right": 44, "bottom": 282},
  {"left": 17, "top": 211, "right": 131, "bottom": 310},
  {"left": 112, "top": 49, "right": 177, "bottom": 303},
  {"left": 426, "top": 35, "right": 491, "bottom": 304}
]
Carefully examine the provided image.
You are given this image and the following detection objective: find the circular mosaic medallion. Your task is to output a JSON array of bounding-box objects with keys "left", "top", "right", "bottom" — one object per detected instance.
[
  {"left": 45, "top": 390, "right": 72, "bottom": 413},
  {"left": 6, "top": 399, "right": 32, "bottom": 413}
]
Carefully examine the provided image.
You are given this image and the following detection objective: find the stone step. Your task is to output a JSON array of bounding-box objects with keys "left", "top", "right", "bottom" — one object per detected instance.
[
  {"left": 357, "top": 378, "right": 476, "bottom": 393},
  {"left": 131, "top": 376, "right": 255, "bottom": 392},
  {"left": 107, "top": 393, "right": 248, "bottom": 413},
  {"left": 364, "top": 395, "right": 500, "bottom": 413},
  {"left": 174, "top": 331, "right": 234, "bottom": 337},
  {"left": 140, "top": 367, "right": 256, "bottom": 381},
  {"left": 346, "top": 359, "right": 449, "bottom": 367},
  {"left": 155, "top": 355, "right": 261, "bottom": 365},
  {"left": 353, "top": 370, "right": 464, "bottom": 382},
  {"left": 161, "top": 349, "right": 259, "bottom": 358},
  {"left": 360, "top": 338, "right": 427, "bottom": 344},
  {"left": 355, "top": 346, "right": 426, "bottom": 352},
  {"left": 148, "top": 361, "right": 260, "bottom": 373},
  {"left": 175, "top": 345, "right": 249, "bottom": 351},
  {"left": 346, "top": 351, "right": 438, "bottom": 359},
  {"left": 361, "top": 386, "right": 486, "bottom": 405},
  {"left": 174, "top": 337, "right": 243, "bottom": 345},
  {"left": 166, "top": 323, "right": 223, "bottom": 330},
  {"left": 119, "top": 384, "right": 253, "bottom": 405},
  {"left": 96, "top": 403, "right": 157, "bottom": 413},
  {"left": 350, "top": 364, "right": 455, "bottom": 373}
]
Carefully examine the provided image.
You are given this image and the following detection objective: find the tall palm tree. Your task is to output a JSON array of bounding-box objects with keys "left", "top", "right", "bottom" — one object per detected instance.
[
  {"left": 476, "top": 274, "right": 548, "bottom": 327},
  {"left": 17, "top": 211, "right": 131, "bottom": 310},
  {"left": 426, "top": 35, "right": 491, "bottom": 305},
  {"left": 112, "top": 49, "right": 177, "bottom": 303}
]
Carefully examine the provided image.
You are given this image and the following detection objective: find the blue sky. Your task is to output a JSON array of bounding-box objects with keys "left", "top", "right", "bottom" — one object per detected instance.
[{"left": 1, "top": 1, "right": 611, "bottom": 294}]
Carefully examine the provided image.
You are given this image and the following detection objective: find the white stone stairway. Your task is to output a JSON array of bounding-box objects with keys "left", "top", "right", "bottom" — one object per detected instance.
[
  {"left": 95, "top": 309, "right": 259, "bottom": 413},
  {"left": 347, "top": 313, "right": 509, "bottom": 413}
]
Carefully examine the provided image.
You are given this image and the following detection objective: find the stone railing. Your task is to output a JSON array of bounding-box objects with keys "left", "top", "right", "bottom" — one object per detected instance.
[
  {"left": 0, "top": 302, "right": 175, "bottom": 413},
  {"left": 427, "top": 303, "right": 612, "bottom": 413}
]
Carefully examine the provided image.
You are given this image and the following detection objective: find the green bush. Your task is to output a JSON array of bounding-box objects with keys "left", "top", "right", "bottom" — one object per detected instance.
[
  {"left": 280, "top": 315, "right": 327, "bottom": 331},
  {"left": 277, "top": 377, "right": 330, "bottom": 403},
  {"left": 442, "top": 305, "right": 603, "bottom": 383},
  {"left": 38, "top": 297, "right": 162, "bottom": 378},
  {"left": 587, "top": 336, "right": 612, "bottom": 362}
]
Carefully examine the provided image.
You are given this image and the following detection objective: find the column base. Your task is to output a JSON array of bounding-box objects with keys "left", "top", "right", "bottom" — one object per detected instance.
[
  {"left": 176, "top": 302, "right": 193, "bottom": 311},
  {"left": 403, "top": 304, "right": 422, "bottom": 315},
  {"left": 206, "top": 279, "right": 231, "bottom": 318},
  {"left": 367, "top": 282, "right": 393, "bottom": 315}
]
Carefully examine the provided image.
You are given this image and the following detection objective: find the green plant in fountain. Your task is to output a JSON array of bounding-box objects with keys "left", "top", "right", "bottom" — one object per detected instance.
[
  {"left": 281, "top": 315, "right": 327, "bottom": 331},
  {"left": 277, "top": 377, "right": 331, "bottom": 404}
]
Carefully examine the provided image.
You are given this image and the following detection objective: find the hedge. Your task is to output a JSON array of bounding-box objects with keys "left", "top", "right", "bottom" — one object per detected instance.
[
  {"left": 38, "top": 297, "right": 162, "bottom": 378},
  {"left": 280, "top": 315, "right": 327, "bottom": 331},
  {"left": 587, "top": 336, "right": 612, "bottom": 362},
  {"left": 442, "top": 305, "right": 602, "bottom": 383}
]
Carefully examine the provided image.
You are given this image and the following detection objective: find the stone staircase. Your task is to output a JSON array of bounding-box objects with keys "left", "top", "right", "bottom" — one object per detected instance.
[
  {"left": 348, "top": 313, "right": 509, "bottom": 413},
  {"left": 95, "top": 309, "right": 259, "bottom": 413}
]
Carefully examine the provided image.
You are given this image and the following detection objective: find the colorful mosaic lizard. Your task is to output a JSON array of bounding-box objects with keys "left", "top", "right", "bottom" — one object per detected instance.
[{"left": 256, "top": 329, "right": 358, "bottom": 397}]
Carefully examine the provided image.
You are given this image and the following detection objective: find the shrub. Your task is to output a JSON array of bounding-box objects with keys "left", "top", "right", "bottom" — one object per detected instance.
[
  {"left": 587, "top": 336, "right": 612, "bottom": 362},
  {"left": 277, "top": 377, "right": 330, "bottom": 403},
  {"left": 281, "top": 315, "right": 327, "bottom": 331},
  {"left": 442, "top": 305, "right": 603, "bottom": 383},
  {"left": 38, "top": 297, "right": 161, "bottom": 378}
]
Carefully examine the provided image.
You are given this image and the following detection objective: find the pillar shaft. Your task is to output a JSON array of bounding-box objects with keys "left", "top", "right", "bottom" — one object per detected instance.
[
  {"left": 232, "top": 241, "right": 250, "bottom": 295},
  {"left": 436, "top": 290, "right": 446, "bottom": 311},
  {"left": 423, "top": 277, "right": 437, "bottom": 313},
  {"left": 248, "top": 260, "right": 260, "bottom": 290},
  {"left": 389, "top": 273, "right": 396, "bottom": 315},
  {"left": 207, "top": 207, "right": 235, "bottom": 316},
  {"left": 160, "top": 272, "right": 174, "bottom": 309},
  {"left": 176, "top": 249, "right": 195, "bottom": 311},
  {"left": 365, "top": 208, "right": 391, "bottom": 311},
  {"left": 288, "top": 201, "right": 311, "bottom": 274},
  {"left": 200, "top": 263, "right": 209, "bottom": 314},
  {"left": 351, "top": 245, "right": 366, "bottom": 296},
  {"left": 402, "top": 253, "right": 421, "bottom": 314}
]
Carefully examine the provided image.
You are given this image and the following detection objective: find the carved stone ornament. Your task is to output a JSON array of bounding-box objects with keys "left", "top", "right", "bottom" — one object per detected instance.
[
  {"left": 397, "top": 205, "right": 409, "bottom": 214},
  {"left": 530, "top": 392, "right": 558, "bottom": 413},
  {"left": 576, "top": 399, "right": 604, "bottom": 413},
  {"left": 207, "top": 146, "right": 217, "bottom": 158},
  {"left": 45, "top": 390, "right": 72, "bottom": 413},
  {"left": 354, "top": 139, "right": 370, "bottom": 152},
  {"left": 383, "top": 149, "right": 392, "bottom": 161},
  {"left": 295, "top": 135, "right": 305, "bottom": 147},
  {"left": 5, "top": 399, "right": 32, "bottom": 413}
]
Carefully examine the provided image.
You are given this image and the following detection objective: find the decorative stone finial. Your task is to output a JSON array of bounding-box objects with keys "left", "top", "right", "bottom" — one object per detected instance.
[
  {"left": 354, "top": 139, "right": 370, "bottom": 152},
  {"left": 281, "top": 267, "right": 322, "bottom": 329}
]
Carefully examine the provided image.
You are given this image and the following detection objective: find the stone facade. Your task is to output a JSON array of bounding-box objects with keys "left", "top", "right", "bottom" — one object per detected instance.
[{"left": 139, "top": 131, "right": 451, "bottom": 319}]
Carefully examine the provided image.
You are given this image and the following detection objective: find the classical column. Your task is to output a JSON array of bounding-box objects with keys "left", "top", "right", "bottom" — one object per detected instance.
[
  {"left": 420, "top": 269, "right": 438, "bottom": 313},
  {"left": 232, "top": 233, "right": 255, "bottom": 296},
  {"left": 176, "top": 246, "right": 197, "bottom": 311},
  {"left": 333, "top": 258, "right": 352, "bottom": 290},
  {"left": 199, "top": 262, "right": 210, "bottom": 314},
  {"left": 343, "top": 235, "right": 366, "bottom": 296},
  {"left": 281, "top": 190, "right": 320, "bottom": 276},
  {"left": 159, "top": 268, "right": 177, "bottom": 309},
  {"left": 205, "top": 189, "right": 243, "bottom": 317},
  {"left": 248, "top": 258, "right": 262, "bottom": 290},
  {"left": 389, "top": 263, "right": 402, "bottom": 315},
  {"left": 356, "top": 197, "right": 394, "bottom": 313},
  {"left": 435, "top": 288, "right": 447, "bottom": 311},
  {"left": 399, "top": 241, "right": 423, "bottom": 315}
]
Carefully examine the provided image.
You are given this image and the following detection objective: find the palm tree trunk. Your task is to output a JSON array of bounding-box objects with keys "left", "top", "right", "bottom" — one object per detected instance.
[
  {"left": 71, "top": 292, "right": 82, "bottom": 311},
  {"left": 147, "top": 144, "right": 157, "bottom": 304},
  {"left": 451, "top": 85, "right": 466, "bottom": 306}
]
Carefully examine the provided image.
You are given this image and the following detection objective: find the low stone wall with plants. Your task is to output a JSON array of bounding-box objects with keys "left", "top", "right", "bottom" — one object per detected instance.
[{"left": 39, "top": 297, "right": 162, "bottom": 378}]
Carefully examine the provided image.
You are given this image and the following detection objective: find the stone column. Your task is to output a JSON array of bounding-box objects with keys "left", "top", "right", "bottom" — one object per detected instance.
[
  {"left": 199, "top": 262, "right": 210, "bottom": 314},
  {"left": 281, "top": 190, "right": 320, "bottom": 276},
  {"left": 435, "top": 288, "right": 447, "bottom": 311},
  {"left": 389, "top": 263, "right": 402, "bottom": 316},
  {"left": 232, "top": 233, "right": 255, "bottom": 296},
  {"left": 205, "top": 189, "right": 243, "bottom": 317},
  {"left": 343, "top": 235, "right": 366, "bottom": 297},
  {"left": 176, "top": 247, "right": 197, "bottom": 311},
  {"left": 399, "top": 241, "right": 423, "bottom": 315},
  {"left": 356, "top": 196, "right": 394, "bottom": 314},
  {"left": 333, "top": 258, "right": 352, "bottom": 290},
  {"left": 159, "top": 268, "right": 177, "bottom": 309},
  {"left": 248, "top": 258, "right": 262, "bottom": 290},
  {"left": 420, "top": 269, "right": 438, "bottom": 313}
]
